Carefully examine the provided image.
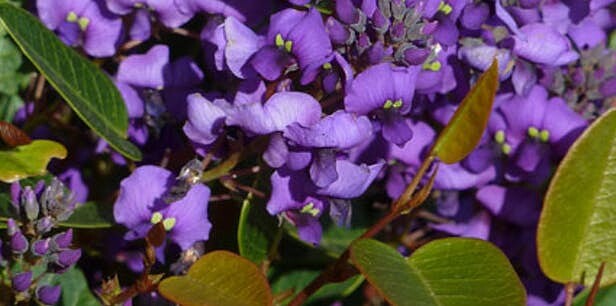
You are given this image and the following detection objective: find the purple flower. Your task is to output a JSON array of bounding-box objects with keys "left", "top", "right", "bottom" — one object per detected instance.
[
  {"left": 106, "top": 0, "right": 191, "bottom": 31},
  {"left": 37, "top": 0, "right": 122, "bottom": 57},
  {"left": 113, "top": 166, "right": 212, "bottom": 250},
  {"left": 250, "top": 8, "right": 332, "bottom": 82},
  {"left": 513, "top": 23, "right": 579, "bottom": 66},
  {"left": 267, "top": 159, "right": 383, "bottom": 244},
  {"left": 344, "top": 63, "right": 420, "bottom": 145},
  {"left": 227, "top": 91, "right": 322, "bottom": 135}
]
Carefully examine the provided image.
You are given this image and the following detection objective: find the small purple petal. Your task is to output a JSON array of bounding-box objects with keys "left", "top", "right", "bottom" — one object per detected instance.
[
  {"left": 113, "top": 166, "right": 174, "bottom": 232},
  {"left": 183, "top": 94, "right": 228, "bottom": 146},
  {"left": 309, "top": 150, "right": 338, "bottom": 188},
  {"left": 263, "top": 133, "right": 289, "bottom": 168},
  {"left": 228, "top": 92, "right": 322, "bottom": 135},
  {"left": 284, "top": 111, "right": 372, "bottom": 149},
  {"left": 224, "top": 17, "right": 263, "bottom": 79},
  {"left": 165, "top": 184, "right": 212, "bottom": 250},
  {"left": 117, "top": 45, "right": 169, "bottom": 88},
  {"left": 317, "top": 160, "right": 384, "bottom": 199},
  {"left": 460, "top": 2, "right": 489, "bottom": 30},
  {"left": 250, "top": 46, "right": 292, "bottom": 81}
]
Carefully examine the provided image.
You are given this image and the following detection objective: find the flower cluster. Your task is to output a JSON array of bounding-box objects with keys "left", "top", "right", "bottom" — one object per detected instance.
[
  {"left": 28, "top": 0, "right": 616, "bottom": 304},
  {"left": 1, "top": 179, "right": 81, "bottom": 305}
]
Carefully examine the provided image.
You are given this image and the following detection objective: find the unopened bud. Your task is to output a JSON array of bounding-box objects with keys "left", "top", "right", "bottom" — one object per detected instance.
[
  {"left": 12, "top": 271, "right": 32, "bottom": 292},
  {"left": 36, "top": 285, "right": 61, "bottom": 305}
]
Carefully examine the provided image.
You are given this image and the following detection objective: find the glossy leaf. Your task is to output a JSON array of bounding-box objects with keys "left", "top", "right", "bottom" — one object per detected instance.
[
  {"left": 537, "top": 108, "right": 616, "bottom": 286},
  {"left": 350, "top": 238, "right": 526, "bottom": 306},
  {"left": 238, "top": 194, "right": 279, "bottom": 265},
  {"left": 0, "top": 139, "right": 66, "bottom": 183},
  {"left": 573, "top": 284, "right": 616, "bottom": 306},
  {"left": 158, "top": 250, "right": 273, "bottom": 306},
  {"left": 431, "top": 59, "right": 499, "bottom": 164},
  {"left": 54, "top": 267, "right": 100, "bottom": 306},
  {"left": 0, "top": 3, "right": 142, "bottom": 160},
  {"left": 59, "top": 202, "right": 114, "bottom": 229},
  {"left": 270, "top": 269, "right": 363, "bottom": 305}
]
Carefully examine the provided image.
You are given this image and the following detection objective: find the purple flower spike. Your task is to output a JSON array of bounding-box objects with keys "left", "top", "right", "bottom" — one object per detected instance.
[
  {"left": 12, "top": 271, "right": 33, "bottom": 292},
  {"left": 37, "top": 0, "right": 123, "bottom": 57},
  {"left": 117, "top": 45, "right": 169, "bottom": 89},
  {"left": 36, "top": 285, "right": 62, "bottom": 305}
]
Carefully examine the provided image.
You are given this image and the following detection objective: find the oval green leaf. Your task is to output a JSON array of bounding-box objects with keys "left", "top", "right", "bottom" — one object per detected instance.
[
  {"left": 0, "top": 139, "right": 66, "bottom": 183},
  {"left": 350, "top": 238, "right": 526, "bottom": 306},
  {"left": 431, "top": 59, "right": 499, "bottom": 164},
  {"left": 0, "top": 3, "right": 141, "bottom": 161},
  {"left": 537, "top": 108, "right": 616, "bottom": 286},
  {"left": 158, "top": 250, "right": 273, "bottom": 306},
  {"left": 573, "top": 283, "right": 616, "bottom": 306},
  {"left": 54, "top": 267, "right": 100, "bottom": 306},
  {"left": 59, "top": 202, "right": 114, "bottom": 229},
  {"left": 238, "top": 194, "right": 279, "bottom": 265}
]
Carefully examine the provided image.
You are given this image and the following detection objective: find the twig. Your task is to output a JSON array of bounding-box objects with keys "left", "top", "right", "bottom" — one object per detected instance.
[
  {"left": 565, "top": 282, "right": 575, "bottom": 306},
  {"left": 585, "top": 262, "right": 606, "bottom": 306}
]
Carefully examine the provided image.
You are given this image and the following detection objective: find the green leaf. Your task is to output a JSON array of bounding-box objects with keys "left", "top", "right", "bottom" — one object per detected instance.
[
  {"left": 431, "top": 59, "right": 499, "bottom": 164},
  {"left": 0, "top": 192, "right": 17, "bottom": 221},
  {"left": 0, "top": 33, "right": 27, "bottom": 95},
  {"left": 574, "top": 283, "right": 616, "bottom": 306},
  {"left": 54, "top": 267, "right": 100, "bottom": 306},
  {"left": 59, "top": 202, "right": 114, "bottom": 229},
  {"left": 0, "top": 139, "right": 66, "bottom": 183},
  {"left": 0, "top": 94, "right": 23, "bottom": 122},
  {"left": 0, "top": 3, "right": 141, "bottom": 161},
  {"left": 237, "top": 194, "right": 279, "bottom": 265},
  {"left": 350, "top": 238, "right": 526, "bottom": 306},
  {"left": 537, "top": 108, "right": 616, "bottom": 286},
  {"left": 270, "top": 269, "right": 363, "bottom": 305},
  {"left": 158, "top": 250, "right": 273, "bottom": 306}
]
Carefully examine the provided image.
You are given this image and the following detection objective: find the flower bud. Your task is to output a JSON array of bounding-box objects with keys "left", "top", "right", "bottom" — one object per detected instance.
[
  {"left": 11, "top": 232, "right": 29, "bottom": 254},
  {"left": 372, "top": 9, "right": 390, "bottom": 33},
  {"left": 55, "top": 249, "right": 82, "bottom": 268},
  {"left": 7, "top": 218, "right": 19, "bottom": 236},
  {"left": 52, "top": 229, "right": 73, "bottom": 250},
  {"left": 12, "top": 271, "right": 32, "bottom": 292},
  {"left": 36, "top": 285, "right": 61, "bottom": 305},
  {"left": 32, "top": 238, "right": 51, "bottom": 256},
  {"left": 36, "top": 216, "right": 54, "bottom": 234},
  {"left": 21, "top": 186, "right": 40, "bottom": 221},
  {"left": 326, "top": 17, "right": 352, "bottom": 45},
  {"left": 336, "top": 0, "right": 359, "bottom": 25}
]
